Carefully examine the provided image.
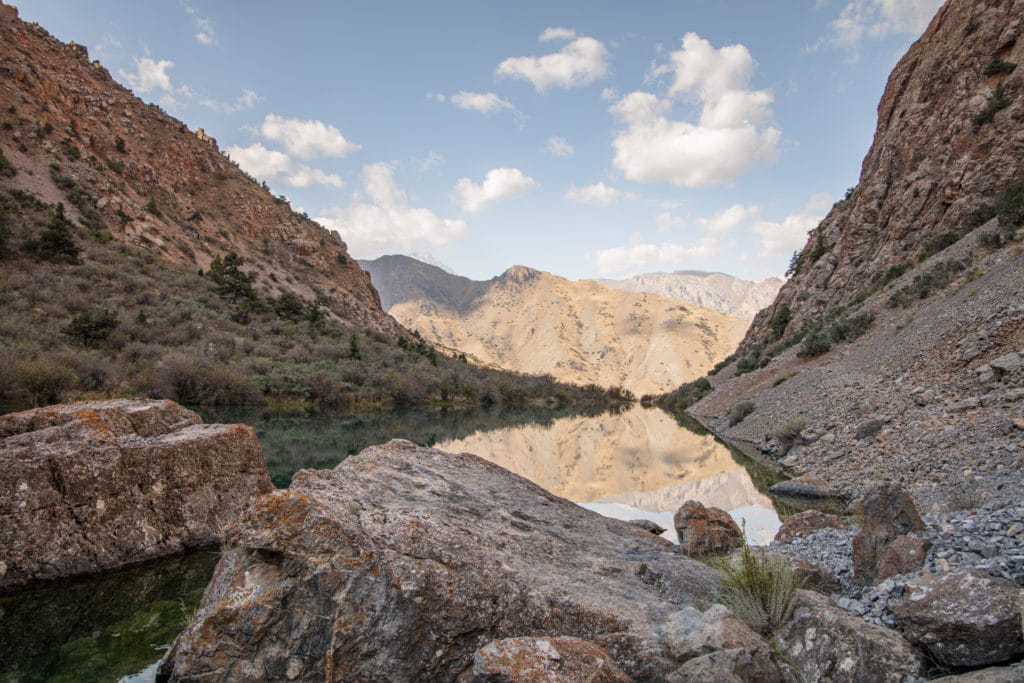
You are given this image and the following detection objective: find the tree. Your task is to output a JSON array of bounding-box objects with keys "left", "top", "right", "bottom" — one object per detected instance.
[
  {"left": 24, "top": 203, "right": 80, "bottom": 264},
  {"left": 207, "top": 252, "right": 257, "bottom": 303},
  {"left": 62, "top": 308, "right": 118, "bottom": 346}
]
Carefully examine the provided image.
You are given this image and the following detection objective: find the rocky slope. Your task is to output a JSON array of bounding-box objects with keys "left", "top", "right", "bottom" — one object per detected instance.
[
  {"left": 684, "top": 0, "right": 1024, "bottom": 514},
  {"left": 599, "top": 270, "right": 782, "bottom": 321},
  {"left": 361, "top": 256, "right": 748, "bottom": 396},
  {"left": 0, "top": 2, "right": 397, "bottom": 333},
  {"left": 0, "top": 399, "right": 272, "bottom": 590}
]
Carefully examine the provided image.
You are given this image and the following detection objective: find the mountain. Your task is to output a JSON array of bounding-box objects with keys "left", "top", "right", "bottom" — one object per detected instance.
[
  {"left": 599, "top": 270, "right": 782, "bottom": 320},
  {"left": 674, "top": 0, "right": 1024, "bottom": 514},
  {"left": 361, "top": 255, "right": 749, "bottom": 396},
  {"left": 0, "top": 5, "right": 617, "bottom": 410}
]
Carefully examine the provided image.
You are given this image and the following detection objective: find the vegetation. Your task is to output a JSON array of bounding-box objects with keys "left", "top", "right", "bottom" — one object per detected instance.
[
  {"left": 968, "top": 175, "right": 1024, "bottom": 241},
  {"left": 773, "top": 417, "right": 807, "bottom": 448},
  {"left": 0, "top": 187, "right": 624, "bottom": 410},
  {"left": 984, "top": 60, "right": 1016, "bottom": 76},
  {"left": 769, "top": 304, "right": 792, "bottom": 341},
  {"left": 0, "top": 149, "right": 15, "bottom": 178},
  {"left": 772, "top": 370, "right": 799, "bottom": 387},
  {"left": 655, "top": 376, "right": 712, "bottom": 416},
  {"left": 797, "top": 330, "right": 831, "bottom": 358},
  {"left": 888, "top": 259, "right": 969, "bottom": 308},
  {"left": 728, "top": 400, "right": 755, "bottom": 426},
  {"left": 918, "top": 231, "right": 962, "bottom": 261},
  {"left": 714, "top": 543, "right": 799, "bottom": 636},
  {"left": 974, "top": 84, "right": 1012, "bottom": 126}
]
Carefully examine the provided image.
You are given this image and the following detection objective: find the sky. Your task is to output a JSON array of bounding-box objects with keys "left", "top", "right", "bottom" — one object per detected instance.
[{"left": 14, "top": 0, "right": 945, "bottom": 282}]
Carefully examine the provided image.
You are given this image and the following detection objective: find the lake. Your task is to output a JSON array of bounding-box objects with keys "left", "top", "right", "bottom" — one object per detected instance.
[{"left": 0, "top": 403, "right": 783, "bottom": 682}]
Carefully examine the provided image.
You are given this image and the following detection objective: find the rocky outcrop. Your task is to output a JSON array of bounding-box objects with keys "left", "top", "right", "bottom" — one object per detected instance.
[
  {"left": 160, "top": 440, "right": 728, "bottom": 681},
  {"left": 0, "top": 400, "right": 272, "bottom": 591},
  {"left": 598, "top": 270, "right": 783, "bottom": 321},
  {"left": 673, "top": 500, "right": 743, "bottom": 556},
  {"left": 852, "top": 485, "right": 926, "bottom": 585},
  {"left": 892, "top": 570, "right": 1024, "bottom": 668}
]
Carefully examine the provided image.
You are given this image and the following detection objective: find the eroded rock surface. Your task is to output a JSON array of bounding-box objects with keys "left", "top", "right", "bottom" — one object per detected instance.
[
  {"left": 0, "top": 400, "right": 272, "bottom": 591},
  {"left": 160, "top": 440, "right": 723, "bottom": 681}
]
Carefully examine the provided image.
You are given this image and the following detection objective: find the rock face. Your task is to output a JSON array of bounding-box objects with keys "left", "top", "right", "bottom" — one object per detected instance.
[
  {"left": 597, "top": 270, "right": 783, "bottom": 321},
  {"left": 160, "top": 440, "right": 726, "bottom": 681},
  {"left": 892, "top": 570, "right": 1024, "bottom": 668},
  {"left": 0, "top": 400, "right": 272, "bottom": 591},
  {"left": 775, "top": 589, "right": 922, "bottom": 682},
  {"left": 456, "top": 637, "right": 631, "bottom": 683},
  {"left": 673, "top": 500, "right": 743, "bottom": 556},
  {"left": 852, "top": 485, "right": 926, "bottom": 585}
]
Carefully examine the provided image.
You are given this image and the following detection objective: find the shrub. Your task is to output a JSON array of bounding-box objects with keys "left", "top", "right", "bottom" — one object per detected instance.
[
  {"left": 773, "top": 417, "right": 807, "bottom": 445},
  {"left": 735, "top": 354, "right": 759, "bottom": 375},
  {"left": 114, "top": 136, "right": 126, "bottom": 153},
  {"left": 918, "top": 231, "right": 961, "bottom": 260},
  {"left": 769, "top": 304, "right": 792, "bottom": 341},
  {"left": 273, "top": 290, "right": 307, "bottom": 322},
  {"left": 807, "top": 230, "right": 829, "bottom": 264},
  {"left": 797, "top": 331, "right": 831, "bottom": 357},
  {"left": 828, "top": 311, "right": 875, "bottom": 343},
  {"left": 974, "top": 84, "right": 1012, "bottom": 126},
  {"left": 15, "top": 360, "right": 76, "bottom": 406},
  {"left": 143, "top": 197, "right": 161, "bottom": 216},
  {"left": 772, "top": 370, "right": 799, "bottom": 387},
  {"left": 62, "top": 308, "right": 118, "bottom": 346},
  {"left": 708, "top": 353, "right": 736, "bottom": 376},
  {"left": 978, "top": 230, "right": 1003, "bottom": 249},
  {"left": 715, "top": 544, "right": 798, "bottom": 636},
  {"left": 207, "top": 252, "right": 258, "bottom": 303},
  {"left": 984, "top": 60, "right": 1016, "bottom": 76},
  {"left": 0, "top": 148, "right": 15, "bottom": 178},
  {"left": 661, "top": 376, "right": 712, "bottom": 414},
  {"left": 888, "top": 259, "right": 968, "bottom": 307},
  {"left": 728, "top": 400, "right": 755, "bottom": 426}
]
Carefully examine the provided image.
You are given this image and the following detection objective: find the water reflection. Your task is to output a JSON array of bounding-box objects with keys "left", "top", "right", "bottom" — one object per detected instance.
[{"left": 438, "top": 405, "right": 781, "bottom": 544}]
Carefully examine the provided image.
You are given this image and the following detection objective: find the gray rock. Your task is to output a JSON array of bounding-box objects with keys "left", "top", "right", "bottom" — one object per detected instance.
[
  {"left": 933, "top": 662, "right": 1024, "bottom": 682},
  {"left": 456, "top": 637, "right": 631, "bottom": 683},
  {"left": 768, "top": 475, "right": 834, "bottom": 502},
  {"left": 892, "top": 570, "right": 1024, "bottom": 668},
  {"left": 667, "top": 647, "right": 782, "bottom": 683},
  {"left": 989, "top": 353, "right": 1022, "bottom": 376},
  {"left": 627, "top": 519, "right": 666, "bottom": 535},
  {"left": 160, "top": 440, "right": 722, "bottom": 681},
  {"left": 0, "top": 400, "right": 272, "bottom": 591}
]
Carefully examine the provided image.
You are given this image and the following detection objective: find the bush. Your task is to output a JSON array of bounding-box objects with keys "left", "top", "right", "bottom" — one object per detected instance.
[
  {"left": 772, "top": 370, "right": 799, "bottom": 387},
  {"left": 62, "top": 308, "right": 118, "bottom": 346},
  {"left": 888, "top": 259, "right": 968, "bottom": 308},
  {"left": 797, "top": 331, "right": 831, "bottom": 357},
  {"left": 715, "top": 544, "right": 798, "bottom": 636},
  {"left": 0, "top": 148, "right": 15, "bottom": 178},
  {"left": 773, "top": 417, "right": 807, "bottom": 445},
  {"left": 974, "top": 84, "right": 1012, "bottom": 126},
  {"left": 828, "top": 311, "right": 875, "bottom": 343},
  {"left": 918, "top": 231, "right": 961, "bottom": 260},
  {"left": 735, "top": 354, "right": 759, "bottom": 375},
  {"left": 728, "top": 400, "right": 755, "bottom": 426},
  {"left": 769, "top": 304, "right": 792, "bottom": 341},
  {"left": 984, "top": 60, "right": 1016, "bottom": 76},
  {"left": 15, "top": 360, "right": 76, "bottom": 406}
]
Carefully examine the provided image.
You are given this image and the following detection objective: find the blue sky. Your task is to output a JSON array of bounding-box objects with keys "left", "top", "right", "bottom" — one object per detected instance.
[{"left": 15, "top": 0, "right": 944, "bottom": 281}]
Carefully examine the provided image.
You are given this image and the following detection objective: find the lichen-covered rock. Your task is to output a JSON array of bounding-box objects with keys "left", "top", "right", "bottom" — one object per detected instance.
[
  {"left": 774, "top": 510, "right": 846, "bottom": 543},
  {"left": 0, "top": 400, "right": 272, "bottom": 590},
  {"left": 892, "top": 570, "right": 1024, "bottom": 668},
  {"left": 673, "top": 500, "right": 743, "bottom": 556},
  {"left": 852, "top": 484, "right": 925, "bottom": 585},
  {"left": 775, "top": 589, "right": 922, "bottom": 682},
  {"left": 876, "top": 535, "right": 931, "bottom": 581},
  {"left": 456, "top": 637, "right": 632, "bottom": 683},
  {"left": 670, "top": 605, "right": 782, "bottom": 682},
  {"left": 159, "top": 440, "right": 723, "bottom": 681}
]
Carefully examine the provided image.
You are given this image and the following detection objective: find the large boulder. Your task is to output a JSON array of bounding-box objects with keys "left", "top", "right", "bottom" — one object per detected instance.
[
  {"left": 0, "top": 399, "right": 273, "bottom": 590},
  {"left": 774, "top": 510, "right": 846, "bottom": 543},
  {"left": 673, "top": 500, "right": 743, "bottom": 556},
  {"left": 775, "top": 589, "right": 922, "bottom": 682},
  {"left": 852, "top": 484, "right": 925, "bottom": 585},
  {"left": 892, "top": 570, "right": 1024, "bottom": 668},
  {"left": 456, "top": 637, "right": 631, "bottom": 682},
  {"left": 159, "top": 440, "right": 724, "bottom": 681}
]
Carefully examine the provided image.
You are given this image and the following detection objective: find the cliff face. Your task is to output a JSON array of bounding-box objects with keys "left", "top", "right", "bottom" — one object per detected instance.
[
  {"left": 0, "top": 2, "right": 398, "bottom": 333},
  {"left": 599, "top": 271, "right": 782, "bottom": 321},
  {"left": 746, "top": 0, "right": 1024, "bottom": 347}
]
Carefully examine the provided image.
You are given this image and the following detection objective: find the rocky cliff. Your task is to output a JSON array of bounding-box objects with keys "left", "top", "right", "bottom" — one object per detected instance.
[
  {"left": 599, "top": 271, "right": 782, "bottom": 321},
  {"left": 0, "top": 1, "right": 397, "bottom": 333},
  {"left": 361, "top": 256, "right": 748, "bottom": 396}
]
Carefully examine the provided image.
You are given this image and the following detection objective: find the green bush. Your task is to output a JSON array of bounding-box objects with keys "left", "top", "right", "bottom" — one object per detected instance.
[
  {"left": 773, "top": 417, "right": 807, "bottom": 445},
  {"left": 769, "top": 304, "right": 792, "bottom": 341},
  {"left": 974, "top": 84, "right": 1012, "bottom": 126},
  {"left": 888, "top": 259, "right": 968, "bottom": 308},
  {"left": 15, "top": 360, "right": 76, "bottom": 406},
  {"left": 728, "top": 400, "right": 755, "bottom": 426},
  {"left": 62, "top": 308, "right": 118, "bottom": 346},
  {"left": 797, "top": 331, "right": 831, "bottom": 357},
  {"left": 772, "top": 370, "right": 799, "bottom": 387},
  {"left": 715, "top": 544, "right": 798, "bottom": 636},
  {"left": 984, "top": 60, "right": 1016, "bottom": 76},
  {"left": 918, "top": 231, "right": 962, "bottom": 260},
  {"left": 735, "top": 354, "right": 759, "bottom": 376},
  {"left": 828, "top": 311, "right": 875, "bottom": 343}
]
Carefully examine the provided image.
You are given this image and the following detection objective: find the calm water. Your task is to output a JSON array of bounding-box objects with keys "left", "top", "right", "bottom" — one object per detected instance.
[{"left": 0, "top": 404, "right": 783, "bottom": 682}]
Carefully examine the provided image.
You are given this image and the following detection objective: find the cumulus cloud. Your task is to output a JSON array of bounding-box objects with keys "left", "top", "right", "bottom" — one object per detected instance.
[
  {"left": 450, "top": 91, "right": 515, "bottom": 114},
  {"left": 610, "top": 34, "right": 780, "bottom": 187},
  {"left": 198, "top": 88, "right": 261, "bottom": 114},
  {"left": 259, "top": 114, "right": 361, "bottom": 159},
  {"left": 751, "top": 212, "right": 823, "bottom": 257},
  {"left": 185, "top": 5, "right": 217, "bottom": 46},
  {"left": 699, "top": 204, "right": 761, "bottom": 234},
  {"left": 316, "top": 163, "right": 467, "bottom": 257},
  {"left": 225, "top": 143, "right": 344, "bottom": 188},
  {"left": 588, "top": 237, "right": 720, "bottom": 276},
  {"left": 496, "top": 31, "right": 608, "bottom": 91},
  {"left": 546, "top": 136, "right": 574, "bottom": 157},
  {"left": 453, "top": 168, "right": 538, "bottom": 213},
  {"left": 119, "top": 56, "right": 175, "bottom": 93},
  {"left": 830, "top": 0, "right": 943, "bottom": 47},
  {"left": 118, "top": 54, "right": 258, "bottom": 113},
  {"left": 565, "top": 182, "right": 635, "bottom": 204}
]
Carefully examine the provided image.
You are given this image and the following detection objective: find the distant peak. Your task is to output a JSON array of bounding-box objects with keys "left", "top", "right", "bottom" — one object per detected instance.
[{"left": 500, "top": 265, "right": 542, "bottom": 284}]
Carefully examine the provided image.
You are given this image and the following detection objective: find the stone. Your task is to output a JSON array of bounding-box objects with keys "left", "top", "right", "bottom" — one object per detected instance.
[
  {"left": 774, "top": 510, "right": 846, "bottom": 543},
  {"left": 768, "top": 475, "right": 834, "bottom": 502},
  {"left": 989, "top": 352, "right": 1022, "bottom": 376},
  {"left": 456, "top": 637, "right": 632, "bottom": 683},
  {"left": 793, "top": 560, "right": 842, "bottom": 594},
  {"left": 0, "top": 400, "right": 272, "bottom": 591},
  {"left": 775, "top": 589, "right": 922, "bottom": 682},
  {"left": 875, "top": 535, "right": 931, "bottom": 581},
  {"left": 159, "top": 441, "right": 722, "bottom": 681},
  {"left": 627, "top": 519, "right": 666, "bottom": 535},
  {"left": 855, "top": 418, "right": 887, "bottom": 441},
  {"left": 852, "top": 484, "right": 925, "bottom": 585},
  {"left": 666, "top": 648, "right": 781, "bottom": 683},
  {"left": 892, "top": 570, "right": 1024, "bottom": 668},
  {"left": 673, "top": 500, "right": 743, "bottom": 556},
  {"left": 933, "top": 662, "right": 1024, "bottom": 682}
]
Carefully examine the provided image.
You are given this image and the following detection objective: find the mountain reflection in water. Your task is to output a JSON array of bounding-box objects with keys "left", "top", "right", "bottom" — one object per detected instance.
[{"left": 438, "top": 405, "right": 781, "bottom": 545}]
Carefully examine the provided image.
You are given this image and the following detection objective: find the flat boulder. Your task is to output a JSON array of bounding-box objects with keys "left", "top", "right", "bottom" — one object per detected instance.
[
  {"left": 159, "top": 440, "right": 722, "bottom": 681},
  {"left": 892, "top": 570, "right": 1024, "bottom": 668},
  {"left": 0, "top": 400, "right": 272, "bottom": 590},
  {"left": 673, "top": 500, "right": 743, "bottom": 556},
  {"left": 768, "top": 475, "right": 834, "bottom": 502}
]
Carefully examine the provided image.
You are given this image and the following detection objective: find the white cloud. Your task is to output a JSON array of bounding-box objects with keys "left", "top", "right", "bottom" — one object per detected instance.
[
  {"left": 539, "top": 27, "right": 577, "bottom": 42},
  {"left": 185, "top": 5, "right": 217, "bottom": 46},
  {"left": 225, "top": 143, "right": 344, "bottom": 189},
  {"left": 699, "top": 203, "right": 761, "bottom": 234},
  {"left": 316, "top": 163, "right": 467, "bottom": 257},
  {"left": 610, "top": 34, "right": 780, "bottom": 187},
  {"left": 453, "top": 168, "right": 538, "bottom": 213},
  {"left": 829, "top": 0, "right": 943, "bottom": 48},
  {"left": 450, "top": 91, "right": 515, "bottom": 114},
  {"left": 751, "top": 212, "right": 823, "bottom": 257},
  {"left": 547, "top": 136, "right": 575, "bottom": 157},
  {"left": 565, "top": 182, "right": 635, "bottom": 204},
  {"left": 119, "top": 56, "right": 175, "bottom": 93},
  {"left": 588, "top": 237, "right": 720, "bottom": 276},
  {"left": 259, "top": 114, "right": 361, "bottom": 159},
  {"left": 198, "top": 88, "right": 261, "bottom": 114},
  {"left": 496, "top": 33, "right": 609, "bottom": 91},
  {"left": 600, "top": 87, "right": 618, "bottom": 101}
]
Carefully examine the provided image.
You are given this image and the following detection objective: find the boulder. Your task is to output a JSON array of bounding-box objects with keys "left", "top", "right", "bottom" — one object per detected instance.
[
  {"left": 852, "top": 484, "right": 925, "bottom": 585},
  {"left": 892, "top": 570, "right": 1024, "bottom": 668},
  {"left": 627, "top": 519, "right": 666, "bottom": 535},
  {"left": 670, "top": 604, "right": 781, "bottom": 681},
  {"left": 667, "top": 648, "right": 780, "bottom": 683},
  {"left": 774, "top": 510, "right": 846, "bottom": 543},
  {"left": 456, "top": 637, "right": 631, "bottom": 682},
  {"left": 673, "top": 500, "right": 743, "bottom": 556},
  {"left": 0, "top": 400, "right": 272, "bottom": 590},
  {"left": 159, "top": 441, "right": 722, "bottom": 681},
  {"left": 776, "top": 589, "right": 922, "bottom": 682},
  {"left": 933, "top": 662, "right": 1024, "bottom": 682},
  {"left": 792, "top": 560, "right": 842, "bottom": 594},
  {"left": 768, "top": 475, "right": 833, "bottom": 502},
  {"left": 876, "top": 535, "right": 931, "bottom": 581}
]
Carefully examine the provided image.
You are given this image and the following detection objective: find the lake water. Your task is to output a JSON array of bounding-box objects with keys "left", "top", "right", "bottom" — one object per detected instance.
[{"left": 0, "top": 404, "right": 783, "bottom": 682}]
